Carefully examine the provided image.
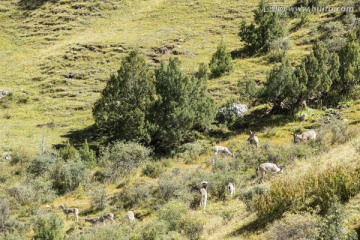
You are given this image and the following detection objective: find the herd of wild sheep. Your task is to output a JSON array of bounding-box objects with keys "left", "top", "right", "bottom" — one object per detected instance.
[
  {"left": 198, "top": 129, "right": 316, "bottom": 210},
  {"left": 59, "top": 129, "right": 316, "bottom": 221},
  {"left": 58, "top": 204, "right": 135, "bottom": 225}
]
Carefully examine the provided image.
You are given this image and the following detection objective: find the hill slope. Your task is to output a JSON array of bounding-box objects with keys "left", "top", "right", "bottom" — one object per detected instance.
[{"left": 0, "top": 0, "right": 360, "bottom": 239}]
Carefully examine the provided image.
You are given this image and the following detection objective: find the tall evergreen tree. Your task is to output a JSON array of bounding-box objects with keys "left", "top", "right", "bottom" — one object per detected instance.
[
  {"left": 239, "top": 0, "right": 284, "bottom": 54},
  {"left": 92, "top": 50, "right": 155, "bottom": 143},
  {"left": 338, "top": 34, "right": 360, "bottom": 96},
  {"left": 261, "top": 60, "right": 300, "bottom": 112},
  {"left": 151, "top": 59, "right": 214, "bottom": 151},
  {"left": 302, "top": 41, "right": 337, "bottom": 106}
]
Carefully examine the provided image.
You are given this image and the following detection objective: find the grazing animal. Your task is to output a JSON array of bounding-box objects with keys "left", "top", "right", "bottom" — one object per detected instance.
[
  {"left": 213, "top": 146, "right": 234, "bottom": 158},
  {"left": 59, "top": 205, "right": 79, "bottom": 221},
  {"left": 258, "top": 163, "right": 283, "bottom": 183},
  {"left": 227, "top": 182, "right": 235, "bottom": 197},
  {"left": 85, "top": 217, "right": 101, "bottom": 226},
  {"left": 126, "top": 211, "right": 135, "bottom": 222},
  {"left": 247, "top": 131, "right": 259, "bottom": 148},
  {"left": 102, "top": 213, "right": 115, "bottom": 224},
  {"left": 200, "top": 188, "right": 207, "bottom": 210},
  {"left": 292, "top": 130, "right": 316, "bottom": 143}
]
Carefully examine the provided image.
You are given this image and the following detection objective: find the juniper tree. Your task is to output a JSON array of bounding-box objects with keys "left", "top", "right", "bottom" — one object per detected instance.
[
  {"left": 151, "top": 59, "right": 214, "bottom": 152},
  {"left": 209, "top": 40, "right": 233, "bottom": 77},
  {"left": 92, "top": 50, "right": 155, "bottom": 143},
  {"left": 239, "top": 0, "right": 284, "bottom": 54},
  {"left": 338, "top": 34, "right": 360, "bottom": 96},
  {"left": 261, "top": 59, "right": 300, "bottom": 112}
]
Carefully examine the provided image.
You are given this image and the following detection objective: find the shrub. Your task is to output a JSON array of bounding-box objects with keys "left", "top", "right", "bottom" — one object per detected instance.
[
  {"left": 2, "top": 218, "right": 28, "bottom": 239},
  {"left": 177, "top": 141, "right": 207, "bottom": 164},
  {"left": 78, "top": 140, "right": 96, "bottom": 167},
  {"left": 51, "top": 160, "right": 87, "bottom": 194},
  {"left": 352, "top": 139, "right": 360, "bottom": 155},
  {"left": 206, "top": 171, "right": 235, "bottom": 201},
  {"left": 157, "top": 173, "right": 184, "bottom": 202},
  {"left": 253, "top": 165, "right": 360, "bottom": 224},
  {"left": 240, "top": 185, "right": 269, "bottom": 211},
  {"left": 209, "top": 40, "right": 233, "bottom": 77},
  {"left": 268, "top": 38, "right": 291, "bottom": 63},
  {"left": 58, "top": 142, "right": 79, "bottom": 161},
  {"left": 101, "top": 141, "right": 151, "bottom": 181},
  {"left": 8, "top": 184, "right": 36, "bottom": 205},
  {"left": 179, "top": 213, "right": 205, "bottom": 240},
  {"left": 8, "top": 178, "right": 56, "bottom": 205},
  {"left": 142, "top": 161, "right": 165, "bottom": 178},
  {"left": 318, "top": 198, "right": 357, "bottom": 240},
  {"left": 238, "top": 75, "right": 259, "bottom": 103},
  {"left": 90, "top": 187, "right": 107, "bottom": 210},
  {"left": 119, "top": 182, "right": 155, "bottom": 209},
  {"left": 28, "top": 156, "right": 55, "bottom": 177},
  {"left": 0, "top": 199, "right": 9, "bottom": 228},
  {"left": 10, "top": 145, "right": 33, "bottom": 165},
  {"left": 138, "top": 219, "right": 169, "bottom": 240},
  {"left": 265, "top": 212, "right": 320, "bottom": 240},
  {"left": 158, "top": 200, "right": 188, "bottom": 231},
  {"left": 221, "top": 208, "right": 236, "bottom": 223},
  {"left": 34, "top": 213, "right": 64, "bottom": 240},
  {"left": 68, "top": 225, "right": 131, "bottom": 240}
]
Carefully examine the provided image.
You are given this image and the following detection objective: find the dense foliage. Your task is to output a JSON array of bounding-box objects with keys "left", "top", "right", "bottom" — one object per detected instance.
[
  {"left": 93, "top": 52, "right": 214, "bottom": 152},
  {"left": 151, "top": 59, "right": 215, "bottom": 152},
  {"left": 239, "top": 0, "right": 284, "bottom": 54},
  {"left": 209, "top": 40, "right": 233, "bottom": 77},
  {"left": 93, "top": 50, "right": 155, "bottom": 144}
]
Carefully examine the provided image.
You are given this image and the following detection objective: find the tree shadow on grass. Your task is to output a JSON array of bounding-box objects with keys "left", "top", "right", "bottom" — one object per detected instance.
[
  {"left": 18, "top": 0, "right": 57, "bottom": 10},
  {"left": 229, "top": 217, "right": 268, "bottom": 237},
  {"left": 60, "top": 124, "right": 102, "bottom": 151},
  {"left": 232, "top": 106, "right": 297, "bottom": 134}
]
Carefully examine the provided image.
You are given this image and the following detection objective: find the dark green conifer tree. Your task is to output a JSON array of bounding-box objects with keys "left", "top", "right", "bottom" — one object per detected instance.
[{"left": 92, "top": 50, "right": 155, "bottom": 143}]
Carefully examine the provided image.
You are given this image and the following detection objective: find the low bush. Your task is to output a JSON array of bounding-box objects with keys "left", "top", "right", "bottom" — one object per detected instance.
[
  {"left": 0, "top": 199, "right": 9, "bottom": 228},
  {"left": 51, "top": 160, "right": 87, "bottom": 194},
  {"left": 58, "top": 142, "right": 79, "bottom": 161},
  {"left": 157, "top": 173, "right": 184, "bottom": 203},
  {"left": 90, "top": 187, "right": 107, "bottom": 210},
  {"left": 158, "top": 200, "right": 188, "bottom": 231},
  {"left": 101, "top": 141, "right": 151, "bottom": 181},
  {"left": 180, "top": 213, "right": 205, "bottom": 240},
  {"left": 68, "top": 225, "right": 131, "bottom": 240},
  {"left": 10, "top": 145, "right": 34, "bottom": 165},
  {"left": 33, "top": 213, "right": 64, "bottom": 240},
  {"left": 8, "top": 184, "right": 36, "bottom": 206},
  {"left": 265, "top": 212, "right": 320, "bottom": 240},
  {"left": 240, "top": 185, "right": 269, "bottom": 211},
  {"left": 318, "top": 198, "right": 357, "bottom": 240},
  {"left": 8, "top": 178, "right": 56, "bottom": 205},
  {"left": 142, "top": 161, "right": 165, "bottom": 178},
  {"left": 137, "top": 219, "right": 169, "bottom": 240},
  {"left": 221, "top": 207, "right": 236, "bottom": 223},
  {"left": 119, "top": 182, "right": 155, "bottom": 209},
  {"left": 78, "top": 140, "right": 96, "bottom": 167},
  {"left": 253, "top": 165, "right": 360, "bottom": 223},
  {"left": 177, "top": 141, "right": 206, "bottom": 164},
  {"left": 28, "top": 156, "right": 55, "bottom": 177}
]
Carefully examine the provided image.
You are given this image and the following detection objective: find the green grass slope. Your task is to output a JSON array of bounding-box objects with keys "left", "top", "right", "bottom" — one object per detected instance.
[{"left": 0, "top": 0, "right": 359, "bottom": 239}]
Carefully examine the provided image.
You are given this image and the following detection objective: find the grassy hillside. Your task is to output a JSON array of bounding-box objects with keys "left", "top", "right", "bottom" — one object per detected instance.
[{"left": 0, "top": 0, "right": 359, "bottom": 239}]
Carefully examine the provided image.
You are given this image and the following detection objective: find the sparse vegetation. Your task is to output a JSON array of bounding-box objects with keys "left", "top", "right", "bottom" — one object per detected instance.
[{"left": 1, "top": 0, "right": 360, "bottom": 239}]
